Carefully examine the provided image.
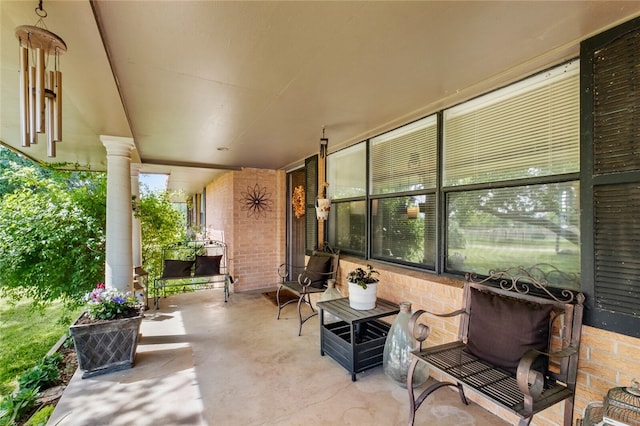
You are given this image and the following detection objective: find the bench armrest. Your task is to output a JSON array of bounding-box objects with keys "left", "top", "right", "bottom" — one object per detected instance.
[
  {"left": 297, "top": 269, "right": 334, "bottom": 288},
  {"left": 516, "top": 345, "right": 578, "bottom": 414},
  {"left": 277, "top": 263, "right": 306, "bottom": 281},
  {"left": 409, "top": 308, "right": 466, "bottom": 351}
]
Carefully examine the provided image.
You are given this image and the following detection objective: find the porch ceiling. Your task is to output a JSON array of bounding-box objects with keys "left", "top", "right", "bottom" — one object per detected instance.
[{"left": 2, "top": 1, "right": 640, "bottom": 196}]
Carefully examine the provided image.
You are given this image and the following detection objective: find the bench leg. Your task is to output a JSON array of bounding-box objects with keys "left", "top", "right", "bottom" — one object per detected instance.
[
  {"left": 518, "top": 417, "right": 533, "bottom": 426},
  {"left": 407, "top": 357, "right": 468, "bottom": 426}
]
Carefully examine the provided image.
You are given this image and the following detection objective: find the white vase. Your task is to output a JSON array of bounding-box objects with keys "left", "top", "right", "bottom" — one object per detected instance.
[{"left": 348, "top": 281, "right": 378, "bottom": 310}]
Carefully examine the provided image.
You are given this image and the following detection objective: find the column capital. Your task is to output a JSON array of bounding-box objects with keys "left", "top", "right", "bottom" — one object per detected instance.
[
  {"left": 100, "top": 135, "right": 135, "bottom": 157},
  {"left": 131, "top": 163, "right": 143, "bottom": 177}
]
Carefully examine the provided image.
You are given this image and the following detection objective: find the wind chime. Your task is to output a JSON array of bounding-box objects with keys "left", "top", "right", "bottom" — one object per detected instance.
[{"left": 15, "top": 0, "right": 67, "bottom": 157}]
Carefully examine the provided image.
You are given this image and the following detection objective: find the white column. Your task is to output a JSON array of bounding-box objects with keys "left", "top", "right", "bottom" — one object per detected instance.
[
  {"left": 101, "top": 135, "right": 135, "bottom": 292},
  {"left": 131, "top": 164, "right": 142, "bottom": 268}
]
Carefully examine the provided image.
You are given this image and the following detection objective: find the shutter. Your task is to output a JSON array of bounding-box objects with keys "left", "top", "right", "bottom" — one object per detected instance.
[
  {"left": 594, "top": 183, "right": 640, "bottom": 316},
  {"left": 593, "top": 30, "right": 640, "bottom": 175},
  {"left": 305, "top": 155, "right": 318, "bottom": 253},
  {"left": 583, "top": 16, "right": 640, "bottom": 336}
]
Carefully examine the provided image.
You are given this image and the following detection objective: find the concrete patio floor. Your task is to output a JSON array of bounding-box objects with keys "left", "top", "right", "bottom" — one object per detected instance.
[{"left": 48, "top": 288, "right": 509, "bottom": 426}]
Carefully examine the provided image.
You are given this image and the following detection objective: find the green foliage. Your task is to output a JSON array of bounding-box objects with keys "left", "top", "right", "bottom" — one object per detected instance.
[
  {"left": 0, "top": 297, "right": 80, "bottom": 396},
  {"left": 23, "top": 404, "right": 54, "bottom": 426},
  {"left": 0, "top": 387, "right": 39, "bottom": 426},
  {"left": 347, "top": 264, "right": 379, "bottom": 289},
  {"left": 0, "top": 151, "right": 106, "bottom": 305},
  {"left": 137, "top": 185, "right": 187, "bottom": 280},
  {"left": 16, "top": 354, "right": 62, "bottom": 392}
]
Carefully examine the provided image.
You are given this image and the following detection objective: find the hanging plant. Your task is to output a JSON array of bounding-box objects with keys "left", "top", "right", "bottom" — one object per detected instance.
[{"left": 292, "top": 185, "right": 305, "bottom": 219}]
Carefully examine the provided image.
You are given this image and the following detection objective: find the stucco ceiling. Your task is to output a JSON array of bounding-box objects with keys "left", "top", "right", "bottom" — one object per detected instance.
[{"left": 2, "top": 1, "right": 640, "bottom": 195}]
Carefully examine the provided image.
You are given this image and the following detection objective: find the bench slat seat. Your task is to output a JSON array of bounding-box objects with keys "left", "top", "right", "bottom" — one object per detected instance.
[{"left": 414, "top": 342, "right": 574, "bottom": 417}]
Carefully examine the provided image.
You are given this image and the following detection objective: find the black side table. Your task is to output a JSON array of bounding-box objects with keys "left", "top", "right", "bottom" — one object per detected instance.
[{"left": 317, "top": 297, "right": 399, "bottom": 381}]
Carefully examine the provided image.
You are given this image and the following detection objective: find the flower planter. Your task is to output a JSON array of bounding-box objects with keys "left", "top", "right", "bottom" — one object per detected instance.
[
  {"left": 69, "top": 313, "right": 143, "bottom": 378},
  {"left": 348, "top": 282, "right": 378, "bottom": 310}
]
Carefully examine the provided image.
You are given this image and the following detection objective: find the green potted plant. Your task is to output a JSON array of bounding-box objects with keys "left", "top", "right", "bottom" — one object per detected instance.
[
  {"left": 347, "top": 264, "right": 380, "bottom": 310},
  {"left": 69, "top": 283, "right": 144, "bottom": 378}
]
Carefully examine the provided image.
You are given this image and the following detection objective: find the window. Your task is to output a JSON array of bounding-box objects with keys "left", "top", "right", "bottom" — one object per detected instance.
[
  {"left": 581, "top": 16, "right": 640, "bottom": 338},
  {"left": 443, "top": 61, "right": 580, "bottom": 280},
  {"left": 447, "top": 182, "right": 580, "bottom": 282},
  {"left": 369, "top": 116, "right": 438, "bottom": 267},
  {"left": 327, "top": 143, "right": 366, "bottom": 255}
]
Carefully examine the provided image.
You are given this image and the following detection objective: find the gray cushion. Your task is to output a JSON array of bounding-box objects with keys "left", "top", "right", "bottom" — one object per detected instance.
[
  {"left": 162, "top": 259, "right": 194, "bottom": 278},
  {"left": 465, "top": 287, "right": 552, "bottom": 375}
]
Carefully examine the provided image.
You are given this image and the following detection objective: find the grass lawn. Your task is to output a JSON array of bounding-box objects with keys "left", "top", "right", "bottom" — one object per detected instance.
[{"left": 0, "top": 297, "right": 82, "bottom": 396}]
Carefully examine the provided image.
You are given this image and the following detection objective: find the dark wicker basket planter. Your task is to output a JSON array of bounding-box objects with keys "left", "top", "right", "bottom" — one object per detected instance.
[{"left": 69, "top": 313, "right": 143, "bottom": 379}]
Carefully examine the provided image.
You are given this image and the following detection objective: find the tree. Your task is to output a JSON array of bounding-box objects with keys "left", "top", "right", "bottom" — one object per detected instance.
[
  {"left": 0, "top": 147, "right": 187, "bottom": 307},
  {"left": 136, "top": 185, "right": 187, "bottom": 281},
  {"left": 0, "top": 158, "right": 106, "bottom": 306}
]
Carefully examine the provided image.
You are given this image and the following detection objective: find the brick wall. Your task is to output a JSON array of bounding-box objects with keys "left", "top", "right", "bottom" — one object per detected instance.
[{"left": 205, "top": 168, "right": 285, "bottom": 292}]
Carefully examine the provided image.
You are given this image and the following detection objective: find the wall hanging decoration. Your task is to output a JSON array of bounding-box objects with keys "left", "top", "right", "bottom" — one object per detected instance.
[
  {"left": 316, "top": 126, "right": 331, "bottom": 221},
  {"left": 292, "top": 185, "right": 305, "bottom": 219},
  {"left": 15, "top": 0, "right": 67, "bottom": 157},
  {"left": 240, "top": 183, "right": 273, "bottom": 218}
]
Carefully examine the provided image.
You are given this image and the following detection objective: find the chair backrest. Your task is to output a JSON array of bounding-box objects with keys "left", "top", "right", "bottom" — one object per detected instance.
[
  {"left": 462, "top": 265, "right": 584, "bottom": 388},
  {"left": 311, "top": 242, "right": 340, "bottom": 281}
]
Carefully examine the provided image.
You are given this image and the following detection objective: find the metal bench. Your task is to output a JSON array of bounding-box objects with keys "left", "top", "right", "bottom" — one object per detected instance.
[
  {"left": 407, "top": 265, "right": 584, "bottom": 426},
  {"left": 153, "top": 239, "right": 233, "bottom": 308}
]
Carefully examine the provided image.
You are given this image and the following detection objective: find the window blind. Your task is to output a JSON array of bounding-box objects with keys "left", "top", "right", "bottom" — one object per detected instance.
[
  {"left": 370, "top": 115, "right": 437, "bottom": 195},
  {"left": 444, "top": 61, "right": 580, "bottom": 187},
  {"left": 326, "top": 142, "right": 366, "bottom": 200}
]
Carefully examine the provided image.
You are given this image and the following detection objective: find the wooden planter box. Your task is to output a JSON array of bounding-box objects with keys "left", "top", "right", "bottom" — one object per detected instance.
[
  {"left": 321, "top": 319, "right": 390, "bottom": 378},
  {"left": 69, "top": 313, "right": 143, "bottom": 379}
]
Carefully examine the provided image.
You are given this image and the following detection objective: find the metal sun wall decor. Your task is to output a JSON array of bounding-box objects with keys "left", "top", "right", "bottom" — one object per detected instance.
[{"left": 240, "top": 183, "right": 273, "bottom": 218}]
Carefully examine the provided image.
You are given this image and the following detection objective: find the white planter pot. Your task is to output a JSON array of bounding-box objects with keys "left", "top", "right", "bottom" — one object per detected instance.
[{"left": 348, "top": 281, "right": 378, "bottom": 310}]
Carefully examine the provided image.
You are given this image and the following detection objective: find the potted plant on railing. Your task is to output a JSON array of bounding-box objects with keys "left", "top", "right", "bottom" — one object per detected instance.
[
  {"left": 347, "top": 264, "right": 380, "bottom": 310},
  {"left": 68, "top": 283, "right": 144, "bottom": 378}
]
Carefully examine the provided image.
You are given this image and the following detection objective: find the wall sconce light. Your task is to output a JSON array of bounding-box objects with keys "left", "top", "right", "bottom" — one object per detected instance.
[{"left": 15, "top": 0, "right": 67, "bottom": 157}]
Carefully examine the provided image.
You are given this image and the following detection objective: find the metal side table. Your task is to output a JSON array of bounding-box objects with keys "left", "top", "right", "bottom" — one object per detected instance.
[{"left": 318, "top": 297, "right": 399, "bottom": 381}]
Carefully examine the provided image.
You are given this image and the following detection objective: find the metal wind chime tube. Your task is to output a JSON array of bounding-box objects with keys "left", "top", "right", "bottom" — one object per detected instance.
[{"left": 15, "top": 0, "right": 66, "bottom": 157}]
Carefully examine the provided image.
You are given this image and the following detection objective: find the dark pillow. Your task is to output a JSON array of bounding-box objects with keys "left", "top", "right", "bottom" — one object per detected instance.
[
  {"left": 162, "top": 259, "right": 194, "bottom": 278},
  {"left": 301, "top": 254, "right": 332, "bottom": 289},
  {"left": 465, "top": 288, "right": 553, "bottom": 375},
  {"left": 194, "top": 255, "right": 222, "bottom": 276}
]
